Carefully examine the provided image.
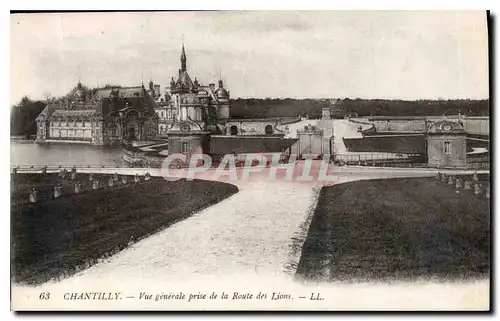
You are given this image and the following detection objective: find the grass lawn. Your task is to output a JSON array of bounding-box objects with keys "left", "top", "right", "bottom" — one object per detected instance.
[
  {"left": 296, "top": 177, "right": 490, "bottom": 283},
  {"left": 11, "top": 173, "right": 238, "bottom": 285}
]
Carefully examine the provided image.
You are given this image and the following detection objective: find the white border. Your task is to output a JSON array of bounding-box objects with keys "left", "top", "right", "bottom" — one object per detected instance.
[{"left": 2, "top": 1, "right": 498, "bottom": 319}]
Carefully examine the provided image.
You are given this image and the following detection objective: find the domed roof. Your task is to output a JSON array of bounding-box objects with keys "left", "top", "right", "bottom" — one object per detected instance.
[
  {"left": 75, "top": 82, "right": 85, "bottom": 101},
  {"left": 215, "top": 87, "right": 229, "bottom": 98},
  {"left": 427, "top": 120, "right": 465, "bottom": 135}
]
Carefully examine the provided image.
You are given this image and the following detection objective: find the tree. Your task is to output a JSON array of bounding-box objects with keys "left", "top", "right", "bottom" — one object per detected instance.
[{"left": 10, "top": 96, "right": 46, "bottom": 137}]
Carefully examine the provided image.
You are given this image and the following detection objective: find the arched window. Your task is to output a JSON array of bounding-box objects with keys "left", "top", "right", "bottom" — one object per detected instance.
[
  {"left": 230, "top": 125, "right": 238, "bottom": 135},
  {"left": 265, "top": 125, "right": 274, "bottom": 135}
]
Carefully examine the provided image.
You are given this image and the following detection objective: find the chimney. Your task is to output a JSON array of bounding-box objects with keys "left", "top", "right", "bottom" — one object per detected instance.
[{"left": 209, "top": 83, "right": 215, "bottom": 92}]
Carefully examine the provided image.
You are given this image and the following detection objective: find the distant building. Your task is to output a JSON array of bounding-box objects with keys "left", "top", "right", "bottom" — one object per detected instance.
[
  {"left": 426, "top": 120, "right": 467, "bottom": 168},
  {"left": 163, "top": 44, "right": 297, "bottom": 160},
  {"left": 35, "top": 82, "right": 158, "bottom": 145},
  {"left": 152, "top": 44, "right": 231, "bottom": 137}
]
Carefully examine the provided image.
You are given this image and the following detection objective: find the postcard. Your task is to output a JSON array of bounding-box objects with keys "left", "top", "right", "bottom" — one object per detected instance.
[{"left": 10, "top": 10, "right": 490, "bottom": 311}]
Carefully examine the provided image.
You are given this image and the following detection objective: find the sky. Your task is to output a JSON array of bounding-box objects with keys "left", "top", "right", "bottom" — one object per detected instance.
[{"left": 10, "top": 11, "right": 489, "bottom": 104}]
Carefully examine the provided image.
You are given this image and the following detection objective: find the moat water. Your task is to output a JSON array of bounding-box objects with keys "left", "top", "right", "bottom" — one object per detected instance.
[{"left": 10, "top": 140, "right": 127, "bottom": 166}]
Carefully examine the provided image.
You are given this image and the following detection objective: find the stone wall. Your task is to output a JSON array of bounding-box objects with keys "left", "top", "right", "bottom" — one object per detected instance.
[
  {"left": 427, "top": 135, "right": 467, "bottom": 168},
  {"left": 463, "top": 117, "right": 489, "bottom": 136},
  {"left": 224, "top": 120, "right": 279, "bottom": 136},
  {"left": 168, "top": 134, "right": 209, "bottom": 156},
  {"left": 372, "top": 119, "right": 427, "bottom": 132}
]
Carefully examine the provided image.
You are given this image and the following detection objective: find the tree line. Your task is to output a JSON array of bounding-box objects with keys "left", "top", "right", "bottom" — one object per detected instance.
[
  {"left": 11, "top": 94, "right": 490, "bottom": 137},
  {"left": 229, "top": 98, "right": 490, "bottom": 119}
]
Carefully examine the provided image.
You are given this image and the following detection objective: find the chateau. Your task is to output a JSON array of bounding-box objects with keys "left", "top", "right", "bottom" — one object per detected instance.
[
  {"left": 35, "top": 82, "right": 158, "bottom": 145},
  {"left": 153, "top": 44, "right": 230, "bottom": 136},
  {"left": 35, "top": 44, "right": 297, "bottom": 160}
]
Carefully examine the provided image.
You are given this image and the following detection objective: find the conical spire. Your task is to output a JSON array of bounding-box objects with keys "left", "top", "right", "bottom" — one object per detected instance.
[{"left": 180, "top": 36, "right": 187, "bottom": 72}]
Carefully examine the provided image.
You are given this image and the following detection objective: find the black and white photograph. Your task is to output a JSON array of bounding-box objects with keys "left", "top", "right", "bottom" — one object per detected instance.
[{"left": 9, "top": 10, "right": 490, "bottom": 311}]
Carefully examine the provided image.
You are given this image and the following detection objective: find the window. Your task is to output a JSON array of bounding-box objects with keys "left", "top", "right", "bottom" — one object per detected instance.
[
  {"left": 181, "top": 142, "right": 189, "bottom": 154},
  {"left": 444, "top": 141, "right": 451, "bottom": 154},
  {"left": 265, "top": 125, "right": 274, "bottom": 135}
]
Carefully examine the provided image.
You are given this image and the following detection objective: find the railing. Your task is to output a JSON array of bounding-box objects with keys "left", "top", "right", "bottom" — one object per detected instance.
[
  {"left": 332, "top": 153, "right": 424, "bottom": 167},
  {"left": 333, "top": 153, "right": 420, "bottom": 162},
  {"left": 11, "top": 164, "right": 134, "bottom": 171}
]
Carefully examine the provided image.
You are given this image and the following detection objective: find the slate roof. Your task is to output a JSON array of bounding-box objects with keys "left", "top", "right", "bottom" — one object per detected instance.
[
  {"left": 51, "top": 110, "right": 96, "bottom": 118},
  {"left": 94, "top": 86, "right": 147, "bottom": 100}
]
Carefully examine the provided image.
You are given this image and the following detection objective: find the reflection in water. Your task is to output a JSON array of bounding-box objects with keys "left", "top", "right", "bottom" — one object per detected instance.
[{"left": 10, "top": 141, "right": 127, "bottom": 166}]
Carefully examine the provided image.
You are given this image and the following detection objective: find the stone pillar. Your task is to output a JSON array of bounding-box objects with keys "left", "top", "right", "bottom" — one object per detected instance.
[
  {"left": 113, "top": 172, "right": 119, "bottom": 182},
  {"left": 93, "top": 180, "right": 100, "bottom": 190},
  {"left": 474, "top": 184, "right": 481, "bottom": 196},
  {"left": 464, "top": 180, "right": 472, "bottom": 190},
  {"left": 473, "top": 172, "right": 479, "bottom": 181},
  {"left": 448, "top": 176, "right": 455, "bottom": 185},
  {"left": 74, "top": 183, "right": 82, "bottom": 194},
  {"left": 29, "top": 188, "right": 38, "bottom": 203},
  {"left": 54, "top": 185, "right": 63, "bottom": 199},
  {"left": 455, "top": 179, "right": 462, "bottom": 189},
  {"left": 134, "top": 174, "right": 140, "bottom": 183}
]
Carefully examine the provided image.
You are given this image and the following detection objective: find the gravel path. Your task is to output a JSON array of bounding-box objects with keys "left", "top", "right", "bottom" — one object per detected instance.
[{"left": 68, "top": 181, "right": 318, "bottom": 281}]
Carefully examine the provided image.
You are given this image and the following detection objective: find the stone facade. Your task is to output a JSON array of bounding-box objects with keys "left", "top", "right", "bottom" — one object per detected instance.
[
  {"left": 36, "top": 82, "right": 158, "bottom": 145},
  {"left": 223, "top": 119, "right": 280, "bottom": 136},
  {"left": 426, "top": 120, "right": 467, "bottom": 168},
  {"left": 153, "top": 44, "right": 231, "bottom": 138}
]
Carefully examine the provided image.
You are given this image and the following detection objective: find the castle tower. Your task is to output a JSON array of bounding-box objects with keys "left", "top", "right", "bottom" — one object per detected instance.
[
  {"left": 181, "top": 43, "right": 187, "bottom": 72},
  {"left": 215, "top": 78, "right": 230, "bottom": 120}
]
